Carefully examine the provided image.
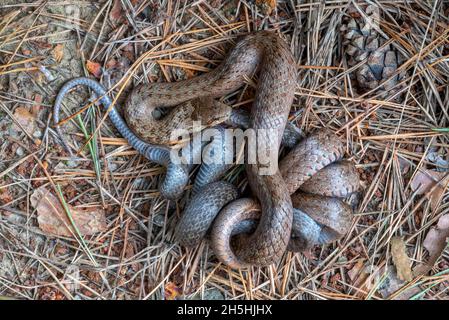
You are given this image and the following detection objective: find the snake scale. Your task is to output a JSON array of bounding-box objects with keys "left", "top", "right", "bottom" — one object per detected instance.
[{"left": 54, "top": 31, "right": 360, "bottom": 268}]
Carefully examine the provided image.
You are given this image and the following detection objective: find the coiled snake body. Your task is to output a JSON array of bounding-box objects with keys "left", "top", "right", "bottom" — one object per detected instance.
[{"left": 54, "top": 31, "right": 360, "bottom": 268}]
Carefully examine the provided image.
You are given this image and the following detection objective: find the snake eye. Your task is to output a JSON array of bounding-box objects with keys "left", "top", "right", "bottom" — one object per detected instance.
[{"left": 151, "top": 108, "right": 162, "bottom": 120}]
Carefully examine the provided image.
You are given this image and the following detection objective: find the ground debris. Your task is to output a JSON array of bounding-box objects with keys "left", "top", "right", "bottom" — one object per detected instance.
[
  {"left": 390, "top": 237, "right": 413, "bottom": 282},
  {"left": 10, "top": 106, "right": 36, "bottom": 136},
  {"left": 86, "top": 60, "right": 102, "bottom": 78},
  {"left": 30, "top": 186, "right": 107, "bottom": 237},
  {"left": 378, "top": 266, "right": 421, "bottom": 300},
  {"left": 414, "top": 214, "right": 449, "bottom": 276},
  {"left": 256, "top": 0, "right": 276, "bottom": 15},
  {"left": 164, "top": 282, "right": 182, "bottom": 300},
  {"left": 52, "top": 44, "right": 64, "bottom": 63},
  {"left": 410, "top": 169, "right": 449, "bottom": 211}
]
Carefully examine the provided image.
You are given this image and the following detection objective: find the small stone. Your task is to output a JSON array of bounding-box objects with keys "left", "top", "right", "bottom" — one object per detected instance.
[
  {"left": 365, "top": 37, "right": 379, "bottom": 52},
  {"left": 16, "top": 146, "right": 24, "bottom": 157},
  {"left": 33, "top": 129, "right": 42, "bottom": 138},
  {"left": 189, "top": 288, "right": 225, "bottom": 300},
  {"left": 153, "top": 214, "right": 165, "bottom": 227},
  {"left": 108, "top": 162, "right": 118, "bottom": 172},
  {"left": 66, "top": 160, "right": 78, "bottom": 168},
  {"left": 203, "top": 289, "right": 224, "bottom": 300}
]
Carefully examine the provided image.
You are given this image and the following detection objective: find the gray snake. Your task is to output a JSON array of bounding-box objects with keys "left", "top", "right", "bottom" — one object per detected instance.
[{"left": 54, "top": 31, "right": 360, "bottom": 268}]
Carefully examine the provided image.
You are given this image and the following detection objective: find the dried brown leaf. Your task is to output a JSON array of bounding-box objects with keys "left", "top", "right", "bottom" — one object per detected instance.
[
  {"left": 256, "top": 0, "right": 276, "bottom": 15},
  {"left": 86, "top": 60, "right": 102, "bottom": 78},
  {"left": 390, "top": 237, "right": 413, "bottom": 282},
  {"left": 11, "top": 107, "right": 36, "bottom": 134},
  {"left": 30, "top": 186, "right": 107, "bottom": 237},
  {"left": 0, "top": 188, "right": 13, "bottom": 205},
  {"left": 378, "top": 266, "right": 421, "bottom": 300},
  {"left": 52, "top": 44, "right": 64, "bottom": 63},
  {"left": 348, "top": 260, "right": 365, "bottom": 282},
  {"left": 411, "top": 169, "right": 440, "bottom": 195},
  {"left": 105, "top": 58, "right": 118, "bottom": 69},
  {"left": 429, "top": 176, "right": 449, "bottom": 211},
  {"left": 414, "top": 214, "right": 449, "bottom": 276},
  {"left": 32, "top": 94, "right": 42, "bottom": 116},
  {"left": 347, "top": 260, "right": 371, "bottom": 298},
  {"left": 410, "top": 169, "right": 449, "bottom": 210},
  {"left": 164, "top": 282, "right": 181, "bottom": 300},
  {"left": 110, "top": 0, "right": 124, "bottom": 22},
  {"left": 397, "top": 156, "right": 410, "bottom": 174}
]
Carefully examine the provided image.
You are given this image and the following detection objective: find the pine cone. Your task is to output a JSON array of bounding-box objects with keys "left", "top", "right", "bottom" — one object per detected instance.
[{"left": 341, "top": 4, "right": 406, "bottom": 96}]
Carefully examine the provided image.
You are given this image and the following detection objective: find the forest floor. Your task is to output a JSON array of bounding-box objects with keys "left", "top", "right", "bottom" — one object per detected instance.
[{"left": 0, "top": 0, "right": 448, "bottom": 300}]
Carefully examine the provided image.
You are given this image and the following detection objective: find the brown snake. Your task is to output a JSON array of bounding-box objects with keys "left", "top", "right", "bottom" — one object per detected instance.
[
  {"left": 210, "top": 130, "right": 359, "bottom": 268},
  {"left": 124, "top": 31, "right": 299, "bottom": 266},
  {"left": 126, "top": 31, "right": 359, "bottom": 267},
  {"left": 125, "top": 31, "right": 358, "bottom": 267},
  {"left": 54, "top": 31, "right": 360, "bottom": 268}
]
